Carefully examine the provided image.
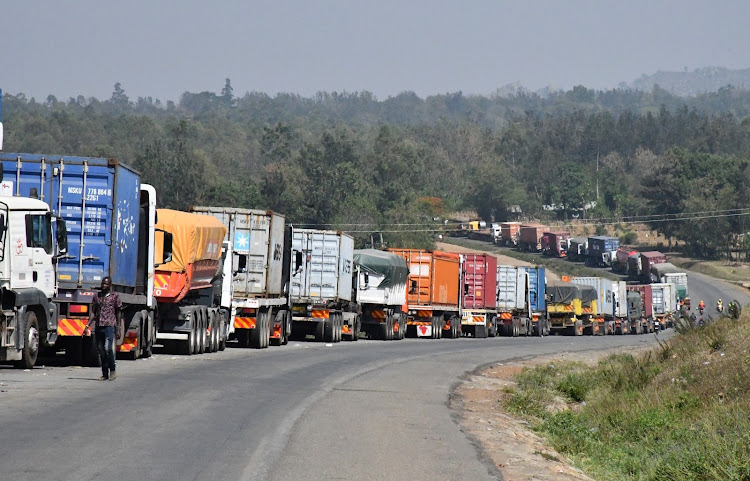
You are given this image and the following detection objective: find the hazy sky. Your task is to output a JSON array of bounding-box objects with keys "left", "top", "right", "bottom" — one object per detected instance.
[{"left": 2, "top": 0, "right": 749, "bottom": 102}]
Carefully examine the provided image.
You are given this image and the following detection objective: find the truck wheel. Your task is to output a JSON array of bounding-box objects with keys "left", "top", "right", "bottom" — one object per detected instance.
[
  {"left": 197, "top": 310, "right": 207, "bottom": 354},
  {"left": 437, "top": 318, "right": 444, "bottom": 339},
  {"left": 335, "top": 314, "right": 343, "bottom": 343},
  {"left": 219, "top": 312, "right": 228, "bottom": 350},
  {"left": 323, "top": 315, "right": 335, "bottom": 343},
  {"left": 142, "top": 311, "right": 154, "bottom": 358},
  {"left": 271, "top": 311, "right": 285, "bottom": 346},
  {"left": 574, "top": 319, "right": 583, "bottom": 336},
  {"left": 602, "top": 322, "right": 609, "bottom": 336},
  {"left": 128, "top": 311, "right": 144, "bottom": 360},
  {"left": 14, "top": 312, "right": 40, "bottom": 369},
  {"left": 250, "top": 313, "right": 264, "bottom": 348},
  {"left": 488, "top": 317, "right": 497, "bottom": 337},
  {"left": 352, "top": 316, "right": 361, "bottom": 341},
  {"left": 534, "top": 319, "right": 544, "bottom": 337}
]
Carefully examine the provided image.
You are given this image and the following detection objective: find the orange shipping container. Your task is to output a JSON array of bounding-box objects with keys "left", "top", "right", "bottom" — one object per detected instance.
[
  {"left": 387, "top": 249, "right": 460, "bottom": 310},
  {"left": 154, "top": 209, "right": 227, "bottom": 303}
]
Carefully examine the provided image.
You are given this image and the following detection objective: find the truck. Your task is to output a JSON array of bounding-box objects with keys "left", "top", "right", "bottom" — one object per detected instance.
[
  {"left": 460, "top": 253, "right": 497, "bottom": 338},
  {"left": 570, "top": 277, "right": 616, "bottom": 335},
  {"left": 650, "top": 282, "right": 676, "bottom": 331},
  {"left": 0, "top": 153, "right": 169, "bottom": 364},
  {"left": 0, "top": 196, "right": 67, "bottom": 368},
  {"left": 190, "top": 206, "right": 291, "bottom": 348},
  {"left": 496, "top": 266, "right": 547, "bottom": 337},
  {"left": 289, "top": 229, "right": 354, "bottom": 343},
  {"left": 625, "top": 284, "right": 655, "bottom": 334},
  {"left": 153, "top": 209, "right": 228, "bottom": 354},
  {"left": 567, "top": 236, "right": 588, "bottom": 261},
  {"left": 354, "top": 249, "right": 408, "bottom": 340},
  {"left": 610, "top": 280, "right": 630, "bottom": 335},
  {"left": 387, "top": 249, "right": 461, "bottom": 339},
  {"left": 612, "top": 246, "right": 638, "bottom": 274},
  {"left": 651, "top": 262, "right": 689, "bottom": 311},
  {"left": 498, "top": 222, "right": 521, "bottom": 247},
  {"left": 637, "top": 251, "right": 667, "bottom": 283},
  {"left": 542, "top": 231, "right": 570, "bottom": 257},
  {"left": 518, "top": 224, "right": 546, "bottom": 252},
  {"left": 546, "top": 280, "right": 583, "bottom": 335},
  {"left": 587, "top": 236, "right": 620, "bottom": 267}
]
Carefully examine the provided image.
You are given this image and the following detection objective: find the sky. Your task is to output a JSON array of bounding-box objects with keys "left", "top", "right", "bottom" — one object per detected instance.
[{"left": 2, "top": 0, "right": 749, "bottom": 103}]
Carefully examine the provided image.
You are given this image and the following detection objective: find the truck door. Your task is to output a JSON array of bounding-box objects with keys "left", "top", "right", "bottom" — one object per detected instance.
[{"left": 24, "top": 212, "right": 55, "bottom": 297}]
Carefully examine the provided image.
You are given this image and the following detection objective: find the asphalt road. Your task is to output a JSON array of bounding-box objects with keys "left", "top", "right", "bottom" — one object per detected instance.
[
  {"left": 2, "top": 332, "right": 667, "bottom": 481},
  {"left": 1, "top": 261, "right": 745, "bottom": 481}
]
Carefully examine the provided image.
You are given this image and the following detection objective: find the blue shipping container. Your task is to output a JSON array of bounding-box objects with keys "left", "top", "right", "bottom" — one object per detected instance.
[
  {"left": 0, "top": 153, "right": 141, "bottom": 291},
  {"left": 522, "top": 266, "right": 546, "bottom": 313},
  {"left": 587, "top": 236, "right": 620, "bottom": 256}
]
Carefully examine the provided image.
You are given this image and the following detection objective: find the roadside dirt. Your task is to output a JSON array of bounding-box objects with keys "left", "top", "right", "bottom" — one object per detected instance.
[{"left": 451, "top": 346, "right": 652, "bottom": 481}]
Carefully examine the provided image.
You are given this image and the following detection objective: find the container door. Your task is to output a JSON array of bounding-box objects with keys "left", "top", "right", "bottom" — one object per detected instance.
[
  {"left": 462, "top": 255, "right": 483, "bottom": 309},
  {"left": 233, "top": 212, "right": 271, "bottom": 297},
  {"left": 496, "top": 266, "right": 518, "bottom": 310},
  {"left": 524, "top": 267, "right": 543, "bottom": 312},
  {"left": 337, "top": 234, "right": 353, "bottom": 302},
  {"left": 652, "top": 287, "right": 665, "bottom": 314}
]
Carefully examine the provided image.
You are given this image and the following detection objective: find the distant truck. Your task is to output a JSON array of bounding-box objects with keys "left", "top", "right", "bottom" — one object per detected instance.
[
  {"left": 460, "top": 253, "right": 497, "bottom": 338},
  {"left": 497, "top": 222, "right": 521, "bottom": 247},
  {"left": 649, "top": 282, "right": 676, "bottom": 330},
  {"left": 518, "top": 224, "right": 546, "bottom": 252},
  {"left": 651, "top": 262, "right": 689, "bottom": 311},
  {"left": 567, "top": 236, "right": 588, "bottom": 262},
  {"left": 190, "top": 207, "right": 292, "bottom": 348},
  {"left": 387, "top": 249, "right": 461, "bottom": 339},
  {"left": 153, "top": 210, "right": 228, "bottom": 354},
  {"left": 587, "top": 236, "right": 620, "bottom": 267},
  {"left": 632, "top": 251, "right": 667, "bottom": 283},
  {"left": 496, "top": 266, "right": 547, "bottom": 337},
  {"left": 612, "top": 246, "right": 638, "bottom": 274},
  {"left": 570, "top": 277, "right": 614, "bottom": 335},
  {"left": 354, "top": 249, "right": 408, "bottom": 340},
  {"left": 542, "top": 231, "right": 570, "bottom": 257},
  {"left": 289, "top": 229, "right": 354, "bottom": 343}
]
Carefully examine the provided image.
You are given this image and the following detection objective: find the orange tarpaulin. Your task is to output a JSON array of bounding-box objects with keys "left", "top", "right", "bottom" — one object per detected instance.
[{"left": 155, "top": 209, "right": 226, "bottom": 273}]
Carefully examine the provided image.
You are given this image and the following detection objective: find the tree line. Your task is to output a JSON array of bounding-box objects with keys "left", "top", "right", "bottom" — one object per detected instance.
[{"left": 3, "top": 81, "right": 750, "bottom": 256}]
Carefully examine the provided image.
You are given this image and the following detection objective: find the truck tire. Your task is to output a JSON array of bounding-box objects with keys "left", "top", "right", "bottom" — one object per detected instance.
[
  {"left": 488, "top": 316, "right": 498, "bottom": 338},
  {"left": 534, "top": 319, "right": 544, "bottom": 337},
  {"left": 250, "top": 313, "right": 264, "bottom": 348},
  {"left": 219, "top": 312, "right": 228, "bottom": 350},
  {"left": 142, "top": 311, "right": 154, "bottom": 358},
  {"left": 271, "top": 311, "right": 285, "bottom": 346},
  {"left": 437, "top": 317, "right": 444, "bottom": 339},
  {"left": 335, "top": 314, "right": 343, "bottom": 343},
  {"left": 128, "top": 311, "right": 144, "bottom": 360},
  {"left": 574, "top": 319, "right": 583, "bottom": 336},
  {"left": 197, "top": 310, "right": 207, "bottom": 354},
  {"left": 475, "top": 324, "right": 488, "bottom": 339},
  {"left": 14, "top": 312, "right": 40, "bottom": 369},
  {"left": 323, "top": 316, "right": 335, "bottom": 343},
  {"left": 352, "top": 316, "right": 361, "bottom": 341}
]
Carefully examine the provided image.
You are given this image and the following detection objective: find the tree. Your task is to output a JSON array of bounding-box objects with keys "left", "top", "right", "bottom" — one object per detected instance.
[
  {"left": 221, "top": 78, "right": 234, "bottom": 106},
  {"left": 111, "top": 82, "right": 130, "bottom": 108}
]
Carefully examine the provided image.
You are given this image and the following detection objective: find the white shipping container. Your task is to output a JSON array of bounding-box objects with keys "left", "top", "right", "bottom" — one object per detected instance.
[
  {"left": 496, "top": 265, "right": 525, "bottom": 310},
  {"left": 650, "top": 282, "right": 676, "bottom": 316},
  {"left": 291, "top": 228, "right": 353, "bottom": 303},
  {"left": 662, "top": 272, "right": 688, "bottom": 297},
  {"left": 611, "top": 280, "right": 629, "bottom": 318}
]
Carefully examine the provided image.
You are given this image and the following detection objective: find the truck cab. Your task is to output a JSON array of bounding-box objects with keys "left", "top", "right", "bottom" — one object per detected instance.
[{"left": 0, "top": 197, "right": 67, "bottom": 368}]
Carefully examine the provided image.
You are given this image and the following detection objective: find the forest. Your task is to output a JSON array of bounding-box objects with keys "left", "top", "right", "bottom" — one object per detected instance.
[{"left": 3, "top": 80, "right": 750, "bottom": 257}]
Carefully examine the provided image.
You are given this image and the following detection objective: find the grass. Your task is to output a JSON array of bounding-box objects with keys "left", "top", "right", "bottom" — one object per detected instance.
[{"left": 503, "top": 314, "right": 750, "bottom": 481}]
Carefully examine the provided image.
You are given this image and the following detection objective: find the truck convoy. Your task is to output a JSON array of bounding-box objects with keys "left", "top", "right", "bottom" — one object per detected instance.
[{"left": 518, "top": 224, "right": 546, "bottom": 252}]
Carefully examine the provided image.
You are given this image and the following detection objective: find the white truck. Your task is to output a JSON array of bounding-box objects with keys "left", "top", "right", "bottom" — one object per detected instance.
[
  {"left": 289, "top": 228, "right": 354, "bottom": 342},
  {"left": 0, "top": 197, "right": 68, "bottom": 368},
  {"left": 354, "top": 249, "right": 408, "bottom": 340},
  {"left": 650, "top": 282, "right": 676, "bottom": 331}
]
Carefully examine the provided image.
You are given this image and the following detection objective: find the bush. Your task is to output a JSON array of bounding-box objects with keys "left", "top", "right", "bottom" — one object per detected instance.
[{"left": 620, "top": 230, "right": 638, "bottom": 244}]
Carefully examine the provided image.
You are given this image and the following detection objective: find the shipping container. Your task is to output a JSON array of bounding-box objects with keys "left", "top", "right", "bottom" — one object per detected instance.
[
  {"left": 460, "top": 253, "right": 497, "bottom": 338},
  {"left": 650, "top": 263, "right": 688, "bottom": 298},
  {"left": 518, "top": 224, "right": 546, "bottom": 251},
  {"left": 499, "top": 222, "right": 521, "bottom": 246},
  {"left": 189, "top": 206, "right": 291, "bottom": 347},
  {"left": 570, "top": 277, "right": 615, "bottom": 317},
  {"left": 290, "top": 229, "right": 354, "bottom": 343},
  {"left": 587, "top": 236, "right": 621, "bottom": 266},
  {"left": 542, "top": 231, "right": 570, "bottom": 257},
  {"left": 639, "top": 251, "right": 667, "bottom": 282},
  {"left": 613, "top": 246, "right": 638, "bottom": 273},
  {"left": 387, "top": 249, "right": 461, "bottom": 338},
  {"left": 650, "top": 282, "right": 676, "bottom": 317}
]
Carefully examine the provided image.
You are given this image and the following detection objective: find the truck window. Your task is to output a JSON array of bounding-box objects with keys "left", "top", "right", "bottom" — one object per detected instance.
[{"left": 26, "top": 214, "right": 52, "bottom": 254}]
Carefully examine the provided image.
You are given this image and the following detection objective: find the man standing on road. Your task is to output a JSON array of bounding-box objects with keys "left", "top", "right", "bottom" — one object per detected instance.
[{"left": 86, "top": 277, "right": 122, "bottom": 381}]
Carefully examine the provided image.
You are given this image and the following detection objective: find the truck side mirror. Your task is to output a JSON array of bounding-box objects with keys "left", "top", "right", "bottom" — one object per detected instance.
[
  {"left": 363, "top": 271, "right": 369, "bottom": 287},
  {"left": 55, "top": 217, "right": 68, "bottom": 255},
  {"left": 464, "top": 283, "right": 469, "bottom": 296},
  {"left": 409, "top": 280, "right": 417, "bottom": 294}
]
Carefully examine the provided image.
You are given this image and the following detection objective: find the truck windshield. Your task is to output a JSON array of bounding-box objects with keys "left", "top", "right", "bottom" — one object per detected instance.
[{"left": 26, "top": 214, "right": 52, "bottom": 254}]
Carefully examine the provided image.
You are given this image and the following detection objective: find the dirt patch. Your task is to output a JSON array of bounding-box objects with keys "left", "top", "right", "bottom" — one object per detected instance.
[{"left": 451, "top": 347, "right": 652, "bottom": 481}]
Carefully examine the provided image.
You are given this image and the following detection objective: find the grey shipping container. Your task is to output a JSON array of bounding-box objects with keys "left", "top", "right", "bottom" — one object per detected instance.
[
  {"left": 191, "top": 206, "right": 287, "bottom": 300},
  {"left": 291, "top": 228, "right": 353, "bottom": 303}
]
